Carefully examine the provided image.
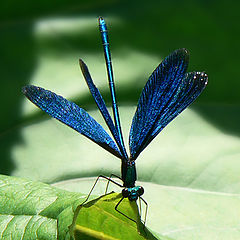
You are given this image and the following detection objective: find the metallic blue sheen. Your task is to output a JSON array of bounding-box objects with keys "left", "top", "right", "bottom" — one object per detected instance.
[
  {"left": 129, "top": 49, "right": 208, "bottom": 160},
  {"left": 125, "top": 186, "right": 142, "bottom": 201},
  {"left": 79, "top": 59, "right": 127, "bottom": 161},
  {"left": 98, "top": 17, "right": 127, "bottom": 160},
  {"left": 151, "top": 72, "right": 208, "bottom": 139},
  {"left": 22, "top": 85, "right": 122, "bottom": 159}
]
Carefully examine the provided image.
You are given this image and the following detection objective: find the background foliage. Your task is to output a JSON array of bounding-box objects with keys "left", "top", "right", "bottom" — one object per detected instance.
[{"left": 0, "top": 0, "right": 240, "bottom": 239}]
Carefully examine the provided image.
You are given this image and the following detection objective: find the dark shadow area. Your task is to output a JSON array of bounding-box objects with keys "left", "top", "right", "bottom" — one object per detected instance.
[
  {"left": 194, "top": 105, "right": 240, "bottom": 137},
  {"left": 0, "top": 22, "right": 36, "bottom": 174}
]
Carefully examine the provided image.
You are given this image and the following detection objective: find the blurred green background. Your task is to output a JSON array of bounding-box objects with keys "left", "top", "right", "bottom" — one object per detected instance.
[
  {"left": 0, "top": 0, "right": 240, "bottom": 182},
  {"left": 1, "top": 0, "right": 240, "bottom": 238}
]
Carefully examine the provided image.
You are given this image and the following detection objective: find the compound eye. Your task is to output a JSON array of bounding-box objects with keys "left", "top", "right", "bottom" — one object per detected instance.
[
  {"left": 137, "top": 186, "right": 144, "bottom": 196},
  {"left": 122, "top": 188, "right": 129, "bottom": 198}
]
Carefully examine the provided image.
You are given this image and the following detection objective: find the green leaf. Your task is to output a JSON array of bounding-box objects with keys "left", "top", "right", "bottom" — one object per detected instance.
[{"left": 0, "top": 174, "right": 85, "bottom": 239}]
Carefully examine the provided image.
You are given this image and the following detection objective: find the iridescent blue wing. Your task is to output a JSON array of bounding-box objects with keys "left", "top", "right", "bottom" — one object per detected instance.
[
  {"left": 130, "top": 48, "right": 194, "bottom": 160},
  {"left": 150, "top": 72, "right": 208, "bottom": 140},
  {"left": 79, "top": 59, "right": 128, "bottom": 160},
  {"left": 22, "top": 85, "right": 122, "bottom": 159}
]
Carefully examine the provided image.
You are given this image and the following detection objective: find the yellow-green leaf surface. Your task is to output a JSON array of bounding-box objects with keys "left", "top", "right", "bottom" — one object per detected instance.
[
  {"left": 71, "top": 193, "right": 166, "bottom": 240},
  {"left": 1, "top": 1, "right": 240, "bottom": 240}
]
